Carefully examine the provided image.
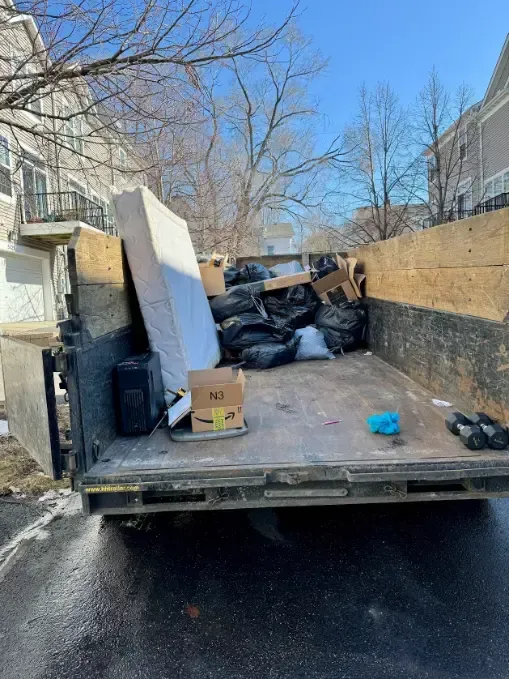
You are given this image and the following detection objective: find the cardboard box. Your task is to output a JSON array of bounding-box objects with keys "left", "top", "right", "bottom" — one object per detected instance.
[
  {"left": 311, "top": 268, "right": 349, "bottom": 296},
  {"left": 189, "top": 367, "right": 245, "bottom": 432},
  {"left": 199, "top": 260, "right": 226, "bottom": 296},
  {"left": 311, "top": 267, "right": 358, "bottom": 303},
  {"left": 262, "top": 271, "right": 311, "bottom": 292}
]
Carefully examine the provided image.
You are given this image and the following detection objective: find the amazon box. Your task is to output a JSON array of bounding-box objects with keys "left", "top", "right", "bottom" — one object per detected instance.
[{"left": 189, "top": 367, "right": 245, "bottom": 432}]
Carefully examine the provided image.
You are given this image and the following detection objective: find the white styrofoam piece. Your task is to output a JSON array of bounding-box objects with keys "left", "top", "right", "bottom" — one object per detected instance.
[{"left": 112, "top": 187, "right": 220, "bottom": 400}]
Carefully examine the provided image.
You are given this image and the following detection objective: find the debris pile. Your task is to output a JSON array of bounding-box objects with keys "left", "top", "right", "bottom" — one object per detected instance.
[{"left": 200, "top": 253, "right": 368, "bottom": 368}]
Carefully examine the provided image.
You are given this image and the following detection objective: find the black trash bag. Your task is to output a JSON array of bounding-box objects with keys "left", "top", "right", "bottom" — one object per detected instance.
[
  {"left": 239, "top": 262, "right": 272, "bottom": 282},
  {"left": 220, "top": 313, "right": 293, "bottom": 351},
  {"left": 263, "top": 284, "right": 321, "bottom": 330},
  {"left": 209, "top": 283, "right": 263, "bottom": 323},
  {"left": 313, "top": 255, "right": 338, "bottom": 280},
  {"left": 223, "top": 265, "right": 241, "bottom": 288},
  {"left": 241, "top": 336, "right": 300, "bottom": 369},
  {"left": 315, "top": 302, "right": 367, "bottom": 352}
]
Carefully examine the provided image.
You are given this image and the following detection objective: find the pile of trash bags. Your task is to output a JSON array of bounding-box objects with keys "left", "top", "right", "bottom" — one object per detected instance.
[{"left": 205, "top": 257, "right": 367, "bottom": 369}]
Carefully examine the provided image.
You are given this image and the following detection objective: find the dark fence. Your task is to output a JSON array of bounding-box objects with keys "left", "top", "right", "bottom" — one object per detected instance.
[
  {"left": 20, "top": 191, "right": 116, "bottom": 235},
  {"left": 422, "top": 192, "right": 509, "bottom": 228}
]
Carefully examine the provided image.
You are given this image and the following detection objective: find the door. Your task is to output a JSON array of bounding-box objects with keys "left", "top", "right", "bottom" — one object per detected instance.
[{"left": 2, "top": 254, "right": 45, "bottom": 322}]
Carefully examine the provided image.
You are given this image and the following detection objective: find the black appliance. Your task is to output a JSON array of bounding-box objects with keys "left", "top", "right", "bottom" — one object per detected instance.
[{"left": 116, "top": 353, "right": 164, "bottom": 434}]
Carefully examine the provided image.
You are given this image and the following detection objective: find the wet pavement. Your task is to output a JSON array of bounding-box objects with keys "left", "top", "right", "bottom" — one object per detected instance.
[{"left": 1, "top": 498, "right": 509, "bottom": 679}]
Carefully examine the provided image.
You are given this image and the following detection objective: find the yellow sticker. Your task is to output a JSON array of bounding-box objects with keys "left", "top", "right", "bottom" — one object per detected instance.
[
  {"left": 212, "top": 407, "right": 225, "bottom": 430},
  {"left": 85, "top": 484, "right": 141, "bottom": 493}
]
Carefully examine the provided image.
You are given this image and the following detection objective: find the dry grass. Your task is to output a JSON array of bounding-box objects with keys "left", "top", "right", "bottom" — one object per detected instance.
[{"left": 0, "top": 403, "right": 70, "bottom": 496}]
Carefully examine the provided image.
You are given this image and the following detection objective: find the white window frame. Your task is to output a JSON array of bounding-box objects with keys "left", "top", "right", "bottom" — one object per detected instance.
[
  {"left": 61, "top": 99, "right": 84, "bottom": 154},
  {"left": 118, "top": 147, "right": 127, "bottom": 170},
  {"left": 8, "top": 47, "right": 44, "bottom": 124},
  {"left": 456, "top": 178, "right": 472, "bottom": 218},
  {"left": 20, "top": 151, "right": 49, "bottom": 222},
  {"left": 90, "top": 190, "right": 114, "bottom": 232},
  {"left": 484, "top": 166, "right": 509, "bottom": 201},
  {"left": 0, "top": 134, "right": 13, "bottom": 203},
  {"left": 67, "top": 174, "right": 88, "bottom": 197}
]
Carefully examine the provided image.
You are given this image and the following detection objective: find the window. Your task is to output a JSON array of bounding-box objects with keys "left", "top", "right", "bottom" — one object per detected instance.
[
  {"left": 68, "top": 178, "right": 87, "bottom": 198},
  {"left": 62, "top": 103, "right": 84, "bottom": 153},
  {"left": 8, "top": 50, "right": 43, "bottom": 116},
  {"left": 23, "top": 64, "right": 42, "bottom": 117},
  {"left": 457, "top": 181, "right": 472, "bottom": 219},
  {"left": 267, "top": 245, "right": 275, "bottom": 255},
  {"left": 0, "top": 136, "right": 12, "bottom": 197},
  {"left": 484, "top": 168, "right": 509, "bottom": 202},
  {"left": 494, "top": 176, "right": 503, "bottom": 196},
  {"left": 119, "top": 148, "right": 127, "bottom": 170},
  {"left": 459, "top": 128, "right": 467, "bottom": 161},
  {"left": 22, "top": 153, "right": 47, "bottom": 220}
]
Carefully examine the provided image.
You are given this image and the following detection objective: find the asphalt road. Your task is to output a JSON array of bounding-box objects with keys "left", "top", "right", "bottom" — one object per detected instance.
[{"left": 2, "top": 498, "right": 509, "bottom": 679}]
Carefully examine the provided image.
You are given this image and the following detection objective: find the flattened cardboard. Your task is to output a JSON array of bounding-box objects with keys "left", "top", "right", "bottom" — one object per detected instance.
[
  {"left": 354, "top": 273, "right": 366, "bottom": 295},
  {"left": 340, "top": 279, "right": 358, "bottom": 301},
  {"left": 346, "top": 257, "right": 362, "bottom": 297},
  {"left": 312, "top": 268, "right": 349, "bottom": 296},
  {"left": 199, "top": 262, "right": 226, "bottom": 296},
  {"left": 262, "top": 271, "right": 311, "bottom": 291},
  {"left": 191, "top": 405, "right": 244, "bottom": 432}
]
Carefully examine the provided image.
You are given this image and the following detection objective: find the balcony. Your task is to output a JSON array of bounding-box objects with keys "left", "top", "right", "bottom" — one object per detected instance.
[
  {"left": 422, "top": 192, "right": 509, "bottom": 228},
  {"left": 19, "top": 191, "right": 117, "bottom": 243}
]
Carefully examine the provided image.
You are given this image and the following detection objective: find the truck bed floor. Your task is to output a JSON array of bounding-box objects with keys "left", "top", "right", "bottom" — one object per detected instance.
[{"left": 85, "top": 353, "right": 505, "bottom": 482}]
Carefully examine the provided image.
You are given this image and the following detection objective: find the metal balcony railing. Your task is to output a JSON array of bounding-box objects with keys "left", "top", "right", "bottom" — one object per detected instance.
[
  {"left": 422, "top": 192, "right": 509, "bottom": 228},
  {"left": 20, "top": 191, "right": 116, "bottom": 235}
]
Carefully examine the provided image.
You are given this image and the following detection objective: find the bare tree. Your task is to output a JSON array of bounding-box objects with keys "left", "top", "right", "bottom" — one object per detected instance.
[
  {"left": 0, "top": 0, "right": 298, "bottom": 175},
  {"left": 338, "top": 82, "right": 421, "bottom": 246},
  {"left": 165, "top": 26, "right": 349, "bottom": 255},
  {"left": 414, "top": 68, "right": 479, "bottom": 227}
]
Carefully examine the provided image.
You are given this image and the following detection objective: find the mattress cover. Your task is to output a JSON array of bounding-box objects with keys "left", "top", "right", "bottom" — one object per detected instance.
[{"left": 113, "top": 187, "right": 220, "bottom": 400}]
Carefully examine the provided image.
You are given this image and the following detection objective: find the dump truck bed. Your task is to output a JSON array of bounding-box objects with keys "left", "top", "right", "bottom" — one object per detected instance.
[{"left": 81, "top": 354, "right": 509, "bottom": 514}]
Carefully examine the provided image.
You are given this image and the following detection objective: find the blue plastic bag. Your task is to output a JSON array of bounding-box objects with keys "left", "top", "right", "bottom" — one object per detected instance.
[{"left": 366, "top": 412, "right": 400, "bottom": 435}]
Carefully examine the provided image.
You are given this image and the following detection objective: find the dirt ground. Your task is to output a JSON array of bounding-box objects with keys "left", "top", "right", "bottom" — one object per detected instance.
[{"left": 0, "top": 402, "right": 70, "bottom": 496}]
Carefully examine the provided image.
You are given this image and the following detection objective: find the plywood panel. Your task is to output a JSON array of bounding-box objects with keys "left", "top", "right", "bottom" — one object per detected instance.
[
  {"left": 351, "top": 209, "right": 509, "bottom": 272},
  {"left": 365, "top": 266, "right": 509, "bottom": 321},
  {"left": 72, "top": 284, "right": 132, "bottom": 339},
  {"left": 68, "top": 227, "right": 126, "bottom": 285}
]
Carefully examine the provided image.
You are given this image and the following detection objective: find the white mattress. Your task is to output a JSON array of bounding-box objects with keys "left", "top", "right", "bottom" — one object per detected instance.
[{"left": 113, "top": 187, "right": 220, "bottom": 401}]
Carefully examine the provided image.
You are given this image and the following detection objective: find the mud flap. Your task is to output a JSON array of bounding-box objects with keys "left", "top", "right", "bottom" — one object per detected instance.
[{"left": 0, "top": 336, "right": 61, "bottom": 479}]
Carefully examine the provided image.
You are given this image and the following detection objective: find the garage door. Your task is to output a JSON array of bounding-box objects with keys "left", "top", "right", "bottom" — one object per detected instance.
[{"left": 1, "top": 254, "right": 45, "bottom": 322}]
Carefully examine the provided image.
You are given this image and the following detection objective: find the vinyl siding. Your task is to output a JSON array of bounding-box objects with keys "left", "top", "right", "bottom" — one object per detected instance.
[{"left": 481, "top": 99, "right": 509, "bottom": 181}]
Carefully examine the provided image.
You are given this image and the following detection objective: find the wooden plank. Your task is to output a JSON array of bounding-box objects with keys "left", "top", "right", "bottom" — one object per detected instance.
[
  {"left": 72, "top": 283, "right": 132, "bottom": 340},
  {"left": 68, "top": 226, "right": 126, "bottom": 286},
  {"left": 351, "top": 208, "right": 509, "bottom": 272},
  {"left": 365, "top": 266, "right": 509, "bottom": 322},
  {"left": 0, "top": 337, "right": 60, "bottom": 479},
  {"left": 262, "top": 271, "right": 311, "bottom": 291}
]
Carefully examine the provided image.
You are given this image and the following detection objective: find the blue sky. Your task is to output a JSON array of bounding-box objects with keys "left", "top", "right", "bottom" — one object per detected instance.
[{"left": 254, "top": 0, "right": 508, "bottom": 133}]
